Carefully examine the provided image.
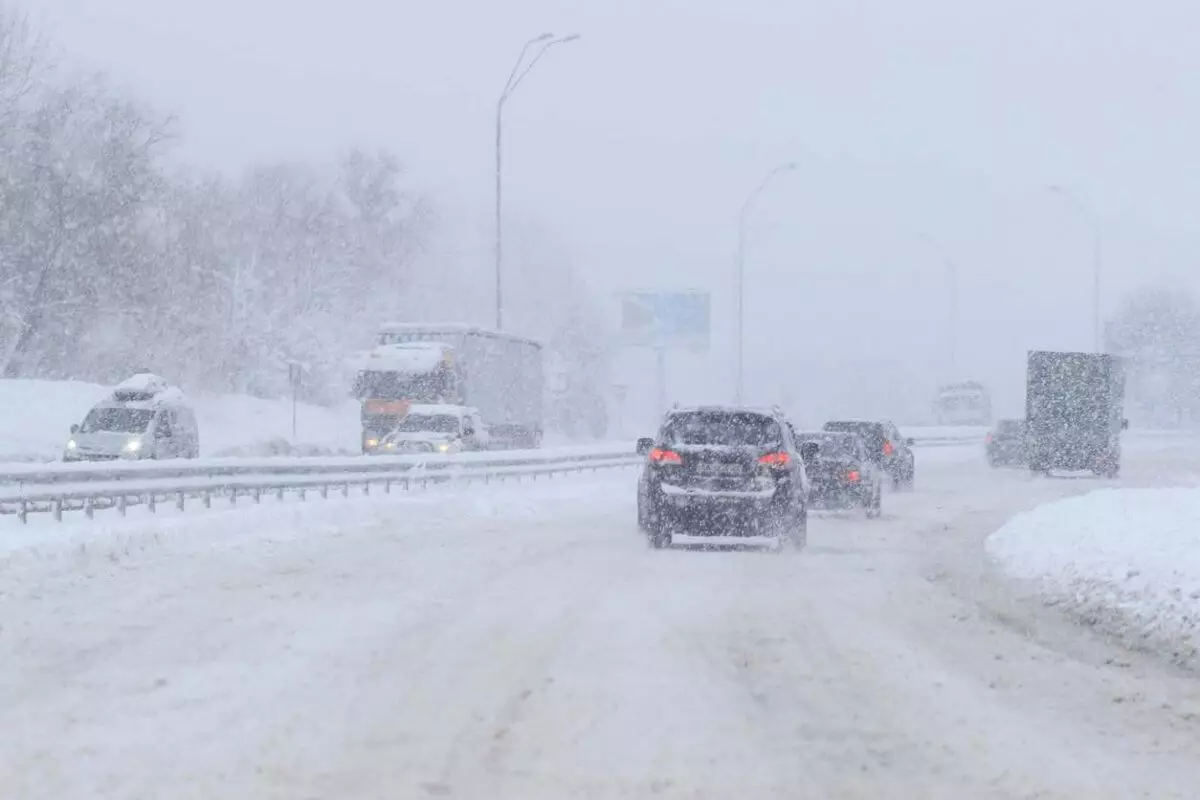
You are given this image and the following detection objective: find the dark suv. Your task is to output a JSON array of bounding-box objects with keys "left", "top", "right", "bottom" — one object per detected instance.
[
  {"left": 822, "top": 420, "right": 915, "bottom": 489},
  {"left": 636, "top": 407, "right": 816, "bottom": 549},
  {"left": 986, "top": 418, "right": 1026, "bottom": 467}
]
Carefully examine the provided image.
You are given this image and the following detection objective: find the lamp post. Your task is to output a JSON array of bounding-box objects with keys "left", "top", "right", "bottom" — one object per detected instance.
[
  {"left": 1047, "top": 184, "right": 1103, "bottom": 352},
  {"left": 735, "top": 162, "right": 798, "bottom": 404},
  {"left": 494, "top": 33, "right": 580, "bottom": 331}
]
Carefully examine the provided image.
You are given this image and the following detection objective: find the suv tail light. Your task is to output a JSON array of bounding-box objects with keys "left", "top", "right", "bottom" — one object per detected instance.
[
  {"left": 846, "top": 469, "right": 861, "bottom": 482},
  {"left": 882, "top": 440, "right": 895, "bottom": 457},
  {"left": 649, "top": 448, "right": 682, "bottom": 465},
  {"left": 759, "top": 451, "right": 791, "bottom": 467}
]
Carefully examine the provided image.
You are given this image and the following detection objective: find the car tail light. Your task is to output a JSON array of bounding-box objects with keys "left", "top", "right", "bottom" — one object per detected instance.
[
  {"left": 985, "top": 433, "right": 993, "bottom": 445},
  {"left": 882, "top": 440, "right": 895, "bottom": 457},
  {"left": 759, "top": 451, "right": 791, "bottom": 467},
  {"left": 846, "top": 469, "right": 861, "bottom": 482},
  {"left": 649, "top": 447, "right": 682, "bottom": 465}
]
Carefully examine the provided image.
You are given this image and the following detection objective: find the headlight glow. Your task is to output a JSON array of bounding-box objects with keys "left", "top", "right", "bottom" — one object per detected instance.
[
  {"left": 365, "top": 438, "right": 379, "bottom": 449},
  {"left": 436, "top": 442, "right": 451, "bottom": 453},
  {"left": 123, "top": 439, "right": 142, "bottom": 453},
  {"left": 66, "top": 439, "right": 77, "bottom": 450}
]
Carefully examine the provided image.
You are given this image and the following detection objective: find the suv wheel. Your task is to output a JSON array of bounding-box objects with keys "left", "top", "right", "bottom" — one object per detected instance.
[
  {"left": 865, "top": 484, "right": 882, "bottom": 518},
  {"left": 784, "top": 505, "right": 808, "bottom": 550},
  {"left": 639, "top": 490, "right": 672, "bottom": 548}
]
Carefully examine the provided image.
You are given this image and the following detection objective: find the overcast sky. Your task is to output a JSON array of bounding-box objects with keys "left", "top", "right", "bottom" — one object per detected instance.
[{"left": 28, "top": 0, "right": 1200, "bottom": 419}]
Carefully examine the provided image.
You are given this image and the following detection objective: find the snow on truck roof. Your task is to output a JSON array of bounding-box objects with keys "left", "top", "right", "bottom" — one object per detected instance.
[
  {"left": 377, "top": 322, "right": 541, "bottom": 349},
  {"left": 405, "top": 404, "right": 478, "bottom": 418},
  {"left": 361, "top": 342, "right": 450, "bottom": 373}
]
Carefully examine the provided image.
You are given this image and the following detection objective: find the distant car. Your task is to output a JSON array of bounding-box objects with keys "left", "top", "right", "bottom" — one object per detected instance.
[
  {"left": 636, "top": 406, "right": 817, "bottom": 549},
  {"left": 986, "top": 419, "right": 1026, "bottom": 467},
  {"left": 64, "top": 372, "right": 199, "bottom": 462},
  {"left": 822, "top": 420, "right": 915, "bottom": 489},
  {"left": 794, "top": 430, "right": 883, "bottom": 517}
]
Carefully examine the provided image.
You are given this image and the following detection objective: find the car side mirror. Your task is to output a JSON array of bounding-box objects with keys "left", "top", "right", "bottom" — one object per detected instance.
[
  {"left": 70, "top": 423, "right": 80, "bottom": 435},
  {"left": 636, "top": 437, "right": 655, "bottom": 456},
  {"left": 800, "top": 441, "right": 820, "bottom": 462},
  {"left": 906, "top": 438, "right": 915, "bottom": 446},
  {"left": 1121, "top": 419, "right": 1129, "bottom": 430}
]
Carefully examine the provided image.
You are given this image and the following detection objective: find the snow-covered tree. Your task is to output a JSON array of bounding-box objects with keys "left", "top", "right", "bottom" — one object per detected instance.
[{"left": 1107, "top": 288, "right": 1200, "bottom": 427}]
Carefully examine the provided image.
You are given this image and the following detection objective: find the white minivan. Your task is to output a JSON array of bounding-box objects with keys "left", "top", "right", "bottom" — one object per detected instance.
[
  {"left": 64, "top": 374, "right": 200, "bottom": 462},
  {"left": 375, "top": 405, "right": 489, "bottom": 455}
]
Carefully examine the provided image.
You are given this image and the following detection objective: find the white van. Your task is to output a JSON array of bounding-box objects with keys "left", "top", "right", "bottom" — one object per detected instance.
[
  {"left": 64, "top": 373, "right": 200, "bottom": 462},
  {"left": 375, "top": 405, "right": 489, "bottom": 454}
]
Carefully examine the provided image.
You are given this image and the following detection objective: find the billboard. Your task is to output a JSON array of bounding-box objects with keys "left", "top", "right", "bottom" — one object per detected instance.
[{"left": 619, "top": 291, "right": 710, "bottom": 350}]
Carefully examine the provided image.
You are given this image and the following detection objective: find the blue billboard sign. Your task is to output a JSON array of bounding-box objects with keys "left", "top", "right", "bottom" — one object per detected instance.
[{"left": 619, "top": 291, "right": 710, "bottom": 350}]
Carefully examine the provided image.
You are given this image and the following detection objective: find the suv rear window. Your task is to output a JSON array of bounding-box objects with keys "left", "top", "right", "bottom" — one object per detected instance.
[
  {"left": 823, "top": 420, "right": 885, "bottom": 448},
  {"left": 800, "top": 433, "right": 859, "bottom": 459},
  {"left": 662, "top": 411, "right": 782, "bottom": 448}
]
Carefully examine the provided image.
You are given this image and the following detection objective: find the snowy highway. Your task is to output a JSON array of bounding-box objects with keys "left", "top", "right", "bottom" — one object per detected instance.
[{"left": 5, "top": 444, "right": 1200, "bottom": 798}]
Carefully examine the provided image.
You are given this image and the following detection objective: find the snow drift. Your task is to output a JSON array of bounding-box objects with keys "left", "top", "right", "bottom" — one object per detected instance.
[{"left": 988, "top": 488, "right": 1200, "bottom": 667}]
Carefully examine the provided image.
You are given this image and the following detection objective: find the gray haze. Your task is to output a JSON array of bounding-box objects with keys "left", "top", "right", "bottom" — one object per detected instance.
[{"left": 30, "top": 0, "right": 1200, "bottom": 428}]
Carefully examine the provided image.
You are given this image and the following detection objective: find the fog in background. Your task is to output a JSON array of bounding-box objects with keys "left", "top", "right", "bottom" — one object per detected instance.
[{"left": 24, "top": 0, "right": 1200, "bottom": 433}]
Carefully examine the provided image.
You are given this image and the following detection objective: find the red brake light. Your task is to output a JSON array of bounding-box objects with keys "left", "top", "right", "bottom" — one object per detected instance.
[
  {"left": 985, "top": 433, "right": 993, "bottom": 445},
  {"left": 846, "top": 469, "right": 861, "bottom": 482},
  {"left": 882, "top": 440, "right": 895, "bottom": 457},
  {"left": 759, "top": 451, "right": 791, "bottom": 467},
  {"left": 649, "top": 448, "right": 682, "bottom": 465}
]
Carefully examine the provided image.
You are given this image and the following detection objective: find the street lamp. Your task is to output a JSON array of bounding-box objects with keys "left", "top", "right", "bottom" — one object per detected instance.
[
  {"left": 494, "top": 33, "right": 581, "bottom": 331},
  {"left": 1047, "top": 184, "right": 1103, "bottom": 353},
  {"left": 915, "top": 232, "right": 959, "bottom": 377},
  {"left": 735, "top": 161, "right": 798, "bottom": 404}
]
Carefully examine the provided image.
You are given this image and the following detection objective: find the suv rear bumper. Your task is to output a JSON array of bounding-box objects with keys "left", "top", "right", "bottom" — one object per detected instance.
[{"left": 650, "top": 485, "right": 789, "bottom": 536}]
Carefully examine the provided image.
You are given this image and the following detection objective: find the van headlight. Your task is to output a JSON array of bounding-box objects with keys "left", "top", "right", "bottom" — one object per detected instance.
[
  {"left": 123, "top": 439, "right": 142, "bottom": 453},
  {"left": 66, "top": 439, "right": 77, "bottom": 450}
]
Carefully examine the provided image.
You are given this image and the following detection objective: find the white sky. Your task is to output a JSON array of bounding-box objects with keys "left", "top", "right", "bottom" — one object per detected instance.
[{"left": 28, "top": 0, "right": 1200, "bottom": 420}]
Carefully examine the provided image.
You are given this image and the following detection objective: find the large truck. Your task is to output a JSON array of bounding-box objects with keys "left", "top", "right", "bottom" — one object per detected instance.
[
  {"left": 353, "top": 323, "right": 543, "bottom": 452},
  {"left": 1025, "top": 350, "right": 1127, "bottom": 477}
]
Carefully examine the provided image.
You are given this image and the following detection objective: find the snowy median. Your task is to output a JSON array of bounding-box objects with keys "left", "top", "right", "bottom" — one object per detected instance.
[{"left": 988, "top": 488, "right": 1200, "bottom": 667}]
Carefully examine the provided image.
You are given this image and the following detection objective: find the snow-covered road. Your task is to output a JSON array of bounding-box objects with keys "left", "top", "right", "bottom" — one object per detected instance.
[{"left": 5, "top": 445, "right": 1200, "bottom": 798}]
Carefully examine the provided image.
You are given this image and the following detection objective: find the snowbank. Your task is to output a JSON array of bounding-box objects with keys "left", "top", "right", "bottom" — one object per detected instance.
[
  {"left": 0, "top": 379, "right": 360, "bottom": 462},
  {"left": 988, "top": 488, "right": 1200, "bottom": 667}
]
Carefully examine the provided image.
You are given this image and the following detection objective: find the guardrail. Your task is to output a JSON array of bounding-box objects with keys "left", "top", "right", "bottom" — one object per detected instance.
[
  {"left": 0, "top": 432, "right": 985, "bottom": 524},
  {"left": 0, "top": 447, "right": 642, "bottom": 524}
]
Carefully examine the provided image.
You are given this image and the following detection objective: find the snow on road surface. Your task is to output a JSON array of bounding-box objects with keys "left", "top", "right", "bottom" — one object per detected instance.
[
  {"left": 990, "top": 487, "right": 1200, "bottom": 669},
  {"left": 5, "top": 448, "right": 1200, "bottom": 797}
]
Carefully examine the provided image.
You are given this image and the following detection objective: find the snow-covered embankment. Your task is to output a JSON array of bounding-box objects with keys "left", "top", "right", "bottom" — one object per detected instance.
[
  {"left": 988, "top": 488, "right": 1200, "bottom": 667},
  {"left": 0, "top": 379, "right": 361, "bottom": 462}
]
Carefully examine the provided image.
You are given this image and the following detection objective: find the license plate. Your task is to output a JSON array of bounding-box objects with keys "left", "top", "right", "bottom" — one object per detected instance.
[{"left": 696, "top": 462, "right": 744, "bottom": 476}]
